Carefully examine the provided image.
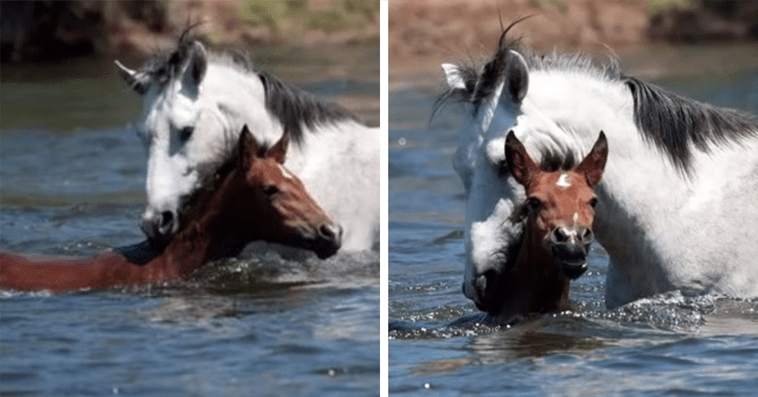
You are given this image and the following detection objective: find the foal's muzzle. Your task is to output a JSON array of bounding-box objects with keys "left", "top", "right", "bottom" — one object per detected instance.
[
  {"left": 309, "top": 223, "right": 343, "bottom": 259},
  {"left": 140, "top": 209, "right": 178, "bottom": 245},
  {"left": 549, "top": 226, "right": 593, "bottom": 280}
]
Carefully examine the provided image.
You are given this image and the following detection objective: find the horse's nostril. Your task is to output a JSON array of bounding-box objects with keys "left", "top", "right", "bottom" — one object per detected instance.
[
  {"left": 157, "top": 211, "right": 175, "bottom": 235},
  {"left": 160, "top": 211, "right": 173, "bottom": 227}
]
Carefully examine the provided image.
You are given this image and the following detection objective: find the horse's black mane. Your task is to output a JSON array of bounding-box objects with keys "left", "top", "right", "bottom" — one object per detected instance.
[
  {"left": 257, "top": 72, "right": 359, "bottom": 145},
  {"left": 137, "top": 28, "right": 360, "bottom": 145},
  {"left": 438, "top": 24, "right": 758, "bottom": 174},
  {"left": 538, "top": 148, "right": 578, "bottom": 172},
  {"left": 625, "top": 77, "right": 758, "bottom": 172}
]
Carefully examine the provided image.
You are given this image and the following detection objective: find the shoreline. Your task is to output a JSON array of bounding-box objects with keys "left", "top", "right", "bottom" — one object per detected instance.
[{"left": 389, "top": 0, "right": 758, "bottom": 90}]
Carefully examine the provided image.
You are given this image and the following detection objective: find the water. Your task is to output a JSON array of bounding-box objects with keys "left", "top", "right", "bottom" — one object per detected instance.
[
  {"left": 389, "top": 47, "right": 758, "bottom": 396},
  {"left": 0, "top": 45, "right": 379, "bottom": 396}
]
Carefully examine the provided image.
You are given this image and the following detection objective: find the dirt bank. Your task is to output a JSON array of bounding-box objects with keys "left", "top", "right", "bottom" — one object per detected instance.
[
  {"left": 388, "top": 0, "right": 758, "bottom": 87},
  {"left": 0, "top": 0, "right": 379, "bottom": 62}
]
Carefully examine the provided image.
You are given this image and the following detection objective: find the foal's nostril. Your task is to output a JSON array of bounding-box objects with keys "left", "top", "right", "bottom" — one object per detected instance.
[
  {"left": 580, "top": 227, "right": 594, "bottom": 244},
  {"left": 319, "top": 224, "right": 343, "bottom": 244},
  {"left": 313, "top": 223, "right": 343, "bottom": 259},
  {"left": 550, "top": 227, "right": 569, "bottom": 244}
]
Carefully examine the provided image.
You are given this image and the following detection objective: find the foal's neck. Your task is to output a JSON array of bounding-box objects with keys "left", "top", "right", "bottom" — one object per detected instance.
[
  {"left": 149, "top": 186, "right": 233, "bottom": 278},
  {"left": 502, "top": 221, "right": 571, "bottom": 319}
]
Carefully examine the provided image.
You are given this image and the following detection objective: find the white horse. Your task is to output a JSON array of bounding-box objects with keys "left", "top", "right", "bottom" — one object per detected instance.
[
  {"left": 115, "top": 35, "right": 378, "bottom": 252},
  {"left": 439, "top": 29, "right": 758, "bottom": 310}
]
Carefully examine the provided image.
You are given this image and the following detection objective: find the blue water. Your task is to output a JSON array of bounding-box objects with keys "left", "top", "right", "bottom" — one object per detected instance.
[
  {"left": 0, "top": 46, "right": 379, "bottom": 396},
  {"left": 389, "top": 55, "right": 758, "bottom": 395}
]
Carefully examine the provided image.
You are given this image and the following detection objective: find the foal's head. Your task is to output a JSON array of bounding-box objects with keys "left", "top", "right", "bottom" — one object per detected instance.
[
  {"left": 495, "top": 131, "right": 607, "bottom": 320},
  {"left": 190, "top": 125, "right": 342, "bottom": 259}
]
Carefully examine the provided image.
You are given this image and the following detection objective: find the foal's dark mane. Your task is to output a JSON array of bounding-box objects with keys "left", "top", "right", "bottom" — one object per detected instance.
[
  {"left": 438, "top": 26, "right": 758, "bottom": 174},
  {"left": 136, "top": 29, "right": 360, "bottom": 145}
]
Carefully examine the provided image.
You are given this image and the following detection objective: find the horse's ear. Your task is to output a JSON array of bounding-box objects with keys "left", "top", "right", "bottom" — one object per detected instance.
[
  {"left": 505, "top": 50, "right": 529, "bottom": 103},
  {"left": 442, "top": 63, "right": 467, "bottom": 90},
  {"left": 237, "top": 125, "right": 260, "bottom": 169},
  {"left": 575, "top": 131, "right": 609, "bottom": 187},
  {"left": 505, "top": 130, "right": 539, "bottom": 187},
  {"left": 267, "top": 134, "right": 289, "bottom": 165},
  {"left": 114, "top": 60, "right": 149, "bottom": 95},
  {"left": 181, "top": 41, "right": 208, "bottom": 90}
]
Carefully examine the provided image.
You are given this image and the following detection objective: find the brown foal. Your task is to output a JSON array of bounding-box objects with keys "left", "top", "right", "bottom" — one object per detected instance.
[
  {"left": 0, "top": 125, "right": 342, "bottom": 292},
  {"left": 493, "top": 131, "right": 608, "bottom": 323}
]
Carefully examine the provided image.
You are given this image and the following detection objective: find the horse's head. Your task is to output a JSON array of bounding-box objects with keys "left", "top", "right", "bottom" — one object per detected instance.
[
  {"left": 195, "top": 125, "right": 342, "bottom": 259},
  {"left": 440, "top": 28, "right": 595, "bottom": 313},
  {"left": 440, "top": 39, "right": 532, "bottom": 312},
  {"left": 506, "top": 131, "right": 607, "bottom": 281},
  {"left": 116, "top": 37, "right": 276, "bottom": 244}
]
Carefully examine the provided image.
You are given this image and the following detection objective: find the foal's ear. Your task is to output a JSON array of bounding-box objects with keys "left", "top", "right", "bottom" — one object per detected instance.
[
  {"left": 237, "top": 125, "right": 260, "bottom": 169},
  {"left": 267, "top": 134, "right": 289, "bottom": 165},
  {"left": 505, "top": 131, "right": 539, "bottom": 187},
  {"left": 575, "top": 131, "right": 608, "bottom": 187}
]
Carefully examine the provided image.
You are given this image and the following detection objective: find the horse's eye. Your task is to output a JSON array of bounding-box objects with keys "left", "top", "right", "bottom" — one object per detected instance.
[
  {"left": 263, "top": 185, "right": 279, "bottom": 197},
  {"left": 589, "top": 197, "right": 598, "bottom": 208},
  {"left": 497, "top": 160, "right": 509, "bottom": 177},
  {"left": 178, "top": 126, "right": 194, "bottom": 143}
]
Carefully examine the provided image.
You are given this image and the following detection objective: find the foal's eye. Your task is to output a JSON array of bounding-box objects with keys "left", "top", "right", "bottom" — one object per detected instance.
[
  {"left": 263, "top": 185, "right": 279, "bottom": 197},
  {"left": 178, "top": 126, "right": 194, "bottom": 143},
  {"left": 589, "top": 197, "right": 598, "bottom": 208},
  {"left": 526, "top": 197, "right": 542, "bottom": 212}
]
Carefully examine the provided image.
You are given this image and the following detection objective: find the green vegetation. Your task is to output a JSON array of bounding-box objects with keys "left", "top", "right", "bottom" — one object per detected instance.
[
  {"left": 237, "top": 1, "right": 292, "bottom": 32},
  {"left": 645, "top": 0, "right": 693, "bottom": 15},
  {"left": 307, "top": 10, "right": 348, "bottom": 33},
  {"left": 237, "top": 0, "right": 378, "bottom": 34},
  {"left": 530, "top": 0, "right": 566, "bottom": 7}
]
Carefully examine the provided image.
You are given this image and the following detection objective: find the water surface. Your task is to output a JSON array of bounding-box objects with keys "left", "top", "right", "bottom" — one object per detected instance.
[{"left": 0, "top": 45, "right": 379, "bottom": 396}]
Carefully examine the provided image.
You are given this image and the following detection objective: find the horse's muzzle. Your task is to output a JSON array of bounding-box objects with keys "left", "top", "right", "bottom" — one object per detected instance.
[
  {"left": 549, "top": 226, "right": 593, "bottom": 280},
  {"left": 140, "top": 209, "right": 177, "bottom": 246}
]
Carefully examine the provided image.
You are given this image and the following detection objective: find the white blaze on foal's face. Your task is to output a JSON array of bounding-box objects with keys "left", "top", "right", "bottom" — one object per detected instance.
[
  {"left": 556, "top": 173, "right": 572, "bottom": 188},
  {"left": 277, "top": 164, "right": 294, "bottom": 180}
]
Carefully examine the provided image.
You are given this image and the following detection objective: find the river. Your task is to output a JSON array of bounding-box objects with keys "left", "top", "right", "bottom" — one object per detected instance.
[{"left": 0, "top": 44, "right": 380, "bottom": 397}]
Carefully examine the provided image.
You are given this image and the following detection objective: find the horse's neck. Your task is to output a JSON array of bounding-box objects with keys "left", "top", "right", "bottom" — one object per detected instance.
[
  {"left": 597, "top": 134, "right": 758, "bottom": 306},
  {"left": 283, "top": 122, "right": 379, "bottom": 251},
  {"left": 542, "top": 73, "right": 758, "bottom": 306}
]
